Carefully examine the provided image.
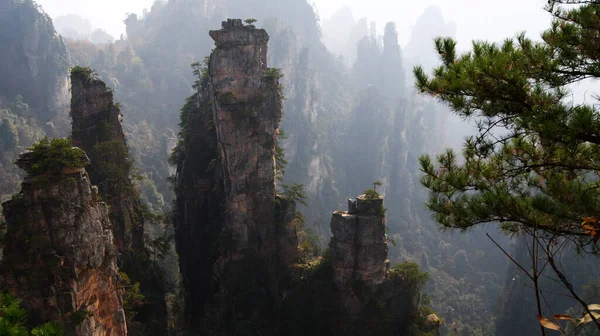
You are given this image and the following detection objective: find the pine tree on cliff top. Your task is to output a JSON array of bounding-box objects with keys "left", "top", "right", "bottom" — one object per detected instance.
[{"left": 414, "top": 1, "right": 600, "bottom": 331}]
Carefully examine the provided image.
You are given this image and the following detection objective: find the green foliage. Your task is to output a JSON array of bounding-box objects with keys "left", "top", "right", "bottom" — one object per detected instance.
[
  {"left": 264, "top": 67, "right": 283, "bottom": 80},
  {"left": 120, "top": 272, "right": 146, "bottom": 322},
  {"left": 244, "top": 18, "right": 257, "bottom": 25},
  {"left": 390, "top": 262, "right": 429, "bottom": 290},
  {"left": 363, "top": 188, "right": 380, "bottom": 200},
  {"left": 275, "top": 129, "right": 288, "bottom": 181},
  {"left": 0, "top": 292, "right": 63, "bottom": 336},
  {"left": 24, "top": 137, "right": 88, "bottom": 176},
  {"left": 373, "top": 180, "right": 382, "bottom": 193},
  {"left": 9, "top": 95, "right": 29, "bottom": 115},
  {"left": 0, "top": 292, "right": 27, "bottom": 336},
  {"left": 30, "top": 322, "right": 63, "bottom": 336},
  {"left": 70, "top": 66, "right": 95, "bottom": 80},
  {"left": 281, "top": 183, "right": 307, "bottom": 206},
  {"left": 147, "top": 229, "right": 174, "bottom": 263},
  {"left": 277, "top": 253, "right": 337, "bottom": 335},
  {"left": 414, "top": 1, "right": 600, "bottom": 244},
  {"left": 89, "top": 140, "right": 133, "bottom": 193}
]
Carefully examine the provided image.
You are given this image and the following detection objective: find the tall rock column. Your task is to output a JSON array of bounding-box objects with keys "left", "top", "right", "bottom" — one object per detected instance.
[
  {"left": 208, "top": 19, "right": 298, "bottom": 269},
  {"left": 171, "top": 19, "right": 300, "bottom": 329},
  {"left": 330, "top": 194, "right": 388, "bottom": 291},
  {"left": 0, "top": 150, "right": 127, "bottom": 335},
  {"left": 70, "top": 67, "right": 144, "bottom": 253},
  {"left": 329, "top": 193, "right": 431, "bottom": 334},
  {"left": 70, "top": 68, "right": 167, "bottom": 335}
]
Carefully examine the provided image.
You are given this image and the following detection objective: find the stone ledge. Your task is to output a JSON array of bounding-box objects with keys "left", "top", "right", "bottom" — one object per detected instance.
[{"left": 209, "top": 18, "right": 269, "bottom": 46}]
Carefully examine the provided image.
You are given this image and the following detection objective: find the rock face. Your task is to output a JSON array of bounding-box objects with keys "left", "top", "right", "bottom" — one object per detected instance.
[
  {"left": 172, "top": 69, "right": 224, "bottom": 327},
  {"left": 328, "top": 193, "right": 437, "bottom": 335},
  {"left": 70, "top": 68, "right": 167, "bottom": 334},
  {"left": 0, "top": 0, "right": 70, "bottom": 120},
  {"left": 173, "top": 18, "right": 299, "bottom": 329},
  {"left": 208, "top": 19, "right": 296, "bottom": 264},
  {"left": 70, "top": 68, "right": 144, "bottom": 253},
  {"left": 330, "top": 195, "right": 388, "bottom": 289},
  {"left": 0, "top": 152, "right": 127, "bottom": 335}
]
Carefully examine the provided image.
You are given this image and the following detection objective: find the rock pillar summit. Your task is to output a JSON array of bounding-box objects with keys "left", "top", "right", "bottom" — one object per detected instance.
[
  {"left": 208, "top": 19, "right": 298, "bottom": 266},
  {"left": 330, "top": 194, "right": 389, "bottom": 289}
]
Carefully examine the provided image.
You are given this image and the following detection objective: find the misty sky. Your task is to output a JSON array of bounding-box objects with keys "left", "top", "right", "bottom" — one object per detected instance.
[{"left": 36, "top": 0, "right": 552, "bottom": 47}]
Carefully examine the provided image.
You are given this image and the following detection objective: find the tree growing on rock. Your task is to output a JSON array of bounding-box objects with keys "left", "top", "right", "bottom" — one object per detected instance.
[{"left": 415, "top": 1, "right": 600, "bottom": 333}]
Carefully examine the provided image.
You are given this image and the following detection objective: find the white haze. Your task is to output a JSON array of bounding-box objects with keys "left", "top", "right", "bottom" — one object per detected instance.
[
  {"left": 36, "top": 0, "right": 552, "bottom": 47},
  {"left": 35, "top": 0, "right": 594, "bottom": 103},
  {"left": 313, "top": 0, "right": 551, "bottom": 48},
  {"left": 35, "top": 0, "right": 154, "bottom": 38}
]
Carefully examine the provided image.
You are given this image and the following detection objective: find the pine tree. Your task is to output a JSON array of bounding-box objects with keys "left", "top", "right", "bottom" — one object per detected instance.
[
  {"left": 414, "top": 1, "right": 600, "bottom": 245},
  {"left": 414, "top": 2, "right": 600, "bottom": 331}
]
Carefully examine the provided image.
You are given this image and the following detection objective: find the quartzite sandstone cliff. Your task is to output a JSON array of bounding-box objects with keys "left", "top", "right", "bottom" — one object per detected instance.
[
  {"left": 70, "top": 68, "right": 144, "bottom": 253},
  {"left": 173, "top": 18, "right": 299, "bottom": 329},
  {"left": 0, "top": 151, "right": 127, "bottom": 335},
  {"left": 70, "top": 68, "right": 167, "bottom": 335},
  {"left": 208, "top": 19, "right": 298, "bottom": 269},
  {"left": 172, "top": 19, "right": 438, "bottom": 336}
]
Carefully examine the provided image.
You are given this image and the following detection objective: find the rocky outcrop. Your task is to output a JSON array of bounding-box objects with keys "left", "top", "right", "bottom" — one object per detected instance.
[
  {"left": 70, "top": 68, "right": 167, "bottom": 335},
  {"left": 329, "top": 193, "right": 439, "bottom": 335},
  {"left": 0, "top": 0, "right": 70, "bottom": 120},
  {"left": 330, "top": 195, "right": 388, "bottom": 289},
  {"left": 0, "top": 151, "right": 127, "bottom": 335},
  {"left": 209, "top": 18, "right": 298, "bottom": 266},
  {"left": 70, "top": 67, "right": 143, "bottom": 253},
  {"left": 172, "top": 18, "right": 299, "bottom": 330}
]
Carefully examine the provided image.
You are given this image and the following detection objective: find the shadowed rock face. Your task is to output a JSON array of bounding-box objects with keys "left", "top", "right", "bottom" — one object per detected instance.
[
  {"left": 0, "top": 153, "right": 127, "bottom": 336},
  {"left": 173, "top": 18, "right": 299, "bottom": 329},
  {"left": 70, "top": 69, "right": 143, "bottom": 253}
]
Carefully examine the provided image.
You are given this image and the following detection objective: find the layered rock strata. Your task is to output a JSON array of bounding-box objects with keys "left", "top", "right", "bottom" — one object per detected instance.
[{"left": 0, "top": 151, "right": 127, "bottom": 335}]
